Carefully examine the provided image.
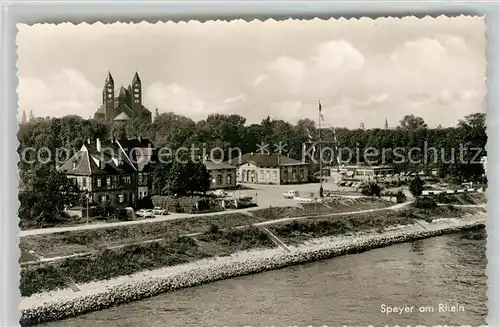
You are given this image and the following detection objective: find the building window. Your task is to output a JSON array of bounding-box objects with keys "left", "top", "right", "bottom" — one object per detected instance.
[
  {"left": 81, "top": 178, "right": 87, "bottom": 188},
  {"left": 273, "top": 171, "right": 277, "bottom": 180},
  {"left": 138, "top": 174, "right": 143, "bottom": 184},
  {"left": 100, "top": 196, "right": 106, "bottom": 203},
  {"left": 118, "top": 194, "right": 124, "bottom": 203},
  {"left": 226, "top": 174, "right": 232, "bottom": 185},
  {"left": 299, "top": 169, "right": 304, "bottom": 180},
  {"left": 139, "top": 191, "right": 142, "bottom": 198},
  {"left": 96, "top": 178, "right": 101, "bottom": 187},
  {"left": 217, "top": 174, "right": 223, "bottom": 185},
  {"left": 134, "top": 94, "right": 139, "bottom": 98},
  {"left": 284, "top": 170, "right": 288, "bottom": 181},
  {"left": 266, "top": 171, "right": 270, "bottom": 180},
  {"left": 260, "top": 170, "right": 264, "bottom": 179},
  {"left": 292, "top": 170, "right": 296, "bottom": 179},
  {"left": 106, "top": 177, "right": 111, "bottom": 187}
]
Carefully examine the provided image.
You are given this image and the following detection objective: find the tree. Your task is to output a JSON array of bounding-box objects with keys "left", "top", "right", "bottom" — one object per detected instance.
[
  {"left": 152, "top": 160, "right": 210, "bottom": 196},
  {"left": 399, "top": 115, "right": 427, "bottom": 130},
  {"left": 19, "top": 164, "right": 80, "bottom": 226},
  {"left": 409, "top": 176, "right": 424, "bottom": 197},
  {"left": 361, "top": 183, "right": 381, "bottom": 196}
]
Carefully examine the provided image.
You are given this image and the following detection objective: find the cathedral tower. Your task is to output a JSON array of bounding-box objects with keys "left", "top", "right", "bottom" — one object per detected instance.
[
  {"left": 21, "top": 109, "right": 27, "bottom": 123},
  {"left": 131, "top": 71, "right": 142, "bottom": 111},
  {"left": 103, "top": 71, "right": 115, "bottom": 120}
]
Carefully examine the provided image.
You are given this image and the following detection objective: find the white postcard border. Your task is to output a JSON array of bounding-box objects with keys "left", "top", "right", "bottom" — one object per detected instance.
[{"left": 1, "top": 1, "right": 498, "bottom": 326}]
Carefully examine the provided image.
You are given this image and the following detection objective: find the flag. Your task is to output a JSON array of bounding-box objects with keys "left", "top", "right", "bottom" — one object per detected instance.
[
  {"left": 332, "top": 127, "right": 340, "bottom": 169},
  {"left": 319, "top": 100, "right": 324, "bottom": 121}
]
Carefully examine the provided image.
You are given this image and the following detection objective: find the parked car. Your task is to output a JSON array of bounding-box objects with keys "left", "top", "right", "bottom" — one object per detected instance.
[
  {"left": 152, "top": 207, "right": 168, "bottom": 215},
  {"left": 212, "top": 189, "right": 228, "bottom": 197},
  {"left": 135, "top": 209, "right": 155, "bottom": 218},
  {"left": 283, "top": 190, "right": 298, "bottom": 199}
]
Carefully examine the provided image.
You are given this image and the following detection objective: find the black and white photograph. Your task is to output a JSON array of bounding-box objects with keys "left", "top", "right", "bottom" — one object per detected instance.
[{"left": 17, "top": 16, "right": 487, "bottom": 326}]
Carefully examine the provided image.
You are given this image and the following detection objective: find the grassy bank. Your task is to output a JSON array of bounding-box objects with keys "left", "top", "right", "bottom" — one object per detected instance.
[
  {"left": 20, "top": 204, "right": 483, "bottom": 297},
  {"left": 20, "top": 197, "right": 390, "bottom": 259},
  {"left": 435, "top": 193, "right": 486, "bottom": 205}
]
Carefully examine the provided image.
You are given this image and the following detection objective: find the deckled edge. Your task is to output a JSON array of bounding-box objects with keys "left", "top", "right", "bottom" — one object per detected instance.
[{"left": 16, "top": 14, "right": 486, "bottom": 29}]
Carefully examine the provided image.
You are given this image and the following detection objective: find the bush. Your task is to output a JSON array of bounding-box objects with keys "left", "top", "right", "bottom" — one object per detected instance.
[
  {"left": 409, "top": 176, "right": 424, "bottom": 197},
  {"left": 205, "top": 223, "right": 219, "bottom": 234},
  {"left": 413, "top": 197, "right": 438, "bottom": 209},
  {"left": 361, "top": 183, "right": 381, "bottom": 196},
  {"left": 396, "top": 190, "right": 407, "bottom": 203}
]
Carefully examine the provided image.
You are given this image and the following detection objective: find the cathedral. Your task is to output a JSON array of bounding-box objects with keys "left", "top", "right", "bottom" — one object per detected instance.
[{"left": 93, "top": 71, "right": 152, "bottom": 122}]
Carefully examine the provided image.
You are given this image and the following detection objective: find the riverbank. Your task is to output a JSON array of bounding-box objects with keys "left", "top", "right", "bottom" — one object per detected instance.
[{"left": 20, "top": 214, "right": 485, "bottom": 326}]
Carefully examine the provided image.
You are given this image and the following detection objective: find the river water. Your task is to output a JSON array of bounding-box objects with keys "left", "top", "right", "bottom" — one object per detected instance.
[{"left": 42, "top": 229, "right": 487, "bottom": 327}]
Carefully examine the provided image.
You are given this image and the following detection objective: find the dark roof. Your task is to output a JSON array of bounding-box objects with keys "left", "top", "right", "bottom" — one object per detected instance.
[
  {"left": 229, "top": 153, "right": 306, "bottom": 168},
  {"left": 118, "top": 86, "right": 129, "bottom": 99},
  {"left": 204, "top": 159, "right": 236, "bottom": 171},
  {"left": 116, "top": 138, "right": 154, "bottom": 172},
  {"left": 58, "top": 144, "right": 136, "bottom": 176},
  {"left": 114, "top": 112, "right": 130, "bottom": 121},
  {"left": 117, "top": 138, "right": 152, "bottom": 150}
]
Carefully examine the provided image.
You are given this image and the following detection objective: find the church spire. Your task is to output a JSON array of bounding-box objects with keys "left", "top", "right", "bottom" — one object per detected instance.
[
  {"left": 105, "top": 71, "right": 114, "bottom": 84},
  {"left": 384, "top": 117, "right": 388, "bottom": 129},
  {"left": 132, "top": 71, "right": 141, "bottom": 84},
  {"left": 21, "top": 109, "right": 27, "bottom": 123},
  {"left": 28, "top": 110, "right": 35, "bottom": 122}
]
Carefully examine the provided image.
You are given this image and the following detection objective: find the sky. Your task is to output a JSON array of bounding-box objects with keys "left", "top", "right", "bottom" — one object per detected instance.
[{"left": 17, "top": 15, "right": 486, "bottom": 129}]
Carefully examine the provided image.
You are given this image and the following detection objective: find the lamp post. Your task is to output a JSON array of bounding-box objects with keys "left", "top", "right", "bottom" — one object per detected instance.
[{"left": 84, "top": 189, "right": 90, "bottom": 224}]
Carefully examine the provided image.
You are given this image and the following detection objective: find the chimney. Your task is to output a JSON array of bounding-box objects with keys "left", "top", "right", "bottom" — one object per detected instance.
[{"left": 96, "top": 138, "right": 101, "bottom": 152}]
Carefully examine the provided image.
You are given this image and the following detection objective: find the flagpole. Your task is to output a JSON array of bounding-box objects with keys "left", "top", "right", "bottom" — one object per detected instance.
[{"left": 318, "top": 100, "right": 323, "bottom": 198}]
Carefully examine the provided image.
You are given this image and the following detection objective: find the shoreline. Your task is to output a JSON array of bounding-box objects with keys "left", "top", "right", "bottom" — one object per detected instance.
[{"left": 20, "top": 217, "right": 485, "bottom": 326}]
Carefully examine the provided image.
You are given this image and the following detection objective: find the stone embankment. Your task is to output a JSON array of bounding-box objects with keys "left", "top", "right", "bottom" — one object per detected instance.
[{"left": 20, "top": 217, "right": 485, "bottom": 326}]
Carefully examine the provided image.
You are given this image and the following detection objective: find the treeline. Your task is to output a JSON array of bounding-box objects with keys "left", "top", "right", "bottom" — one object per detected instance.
[{"left": 19, "top": 112, "right": 487, "bottom": 181}]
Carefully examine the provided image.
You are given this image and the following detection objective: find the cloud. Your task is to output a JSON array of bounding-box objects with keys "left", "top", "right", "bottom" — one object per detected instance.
[
  {"left": 252, "top": 74, "right": 269, "bottom": 86},
  {"left": 261, "top": 39, "right": 366, "bottom": 98},
  {"left": 223, "top": 93, "right": 247, "bottom": 104},
  {"left": 18, "top": 69, "right": 100, "bottom": 119},
  {"left": 145, "top": 82, "right": 244, "bottom": 120},
  {"left": 145, "top": 82, "right": 209, "bottom": 118},
  {"left": 312, "top": 40, "right": 365, "bottom": 72},
  {"left": 267, "top": 56, "right": 305, "bottom": 77}
]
